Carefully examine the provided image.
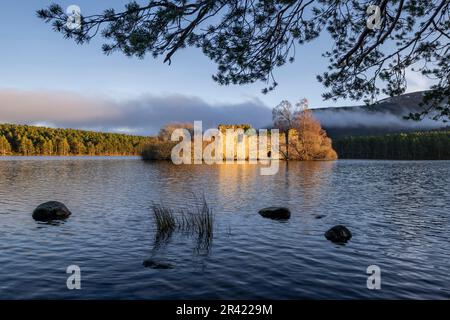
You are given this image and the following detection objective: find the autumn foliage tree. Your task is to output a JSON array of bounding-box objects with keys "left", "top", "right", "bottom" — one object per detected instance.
[
  {"left": 0, "top": 136, "right": 12, "bottom": 155},
  {"left": 274, "top": 99, "right": 337, "bottom": 161},
  {"left": 290, "top": 107, "right": 338, "bottom": 161}
]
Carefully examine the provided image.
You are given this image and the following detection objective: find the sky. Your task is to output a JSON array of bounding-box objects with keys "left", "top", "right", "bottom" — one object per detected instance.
[{"left": 0, "top": 1, "right": 434, "bottom": 135}]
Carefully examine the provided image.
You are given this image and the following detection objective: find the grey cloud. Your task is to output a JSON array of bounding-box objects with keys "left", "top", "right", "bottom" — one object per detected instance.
[
  {"left": 313, "top": 109, "right": 443, "bottom": 130},
  {"left": 311, "top": 90, "right": 447, "bottom": 131},
  {"left": 0, "top": 89, "right": 273, "bottom": 135}
]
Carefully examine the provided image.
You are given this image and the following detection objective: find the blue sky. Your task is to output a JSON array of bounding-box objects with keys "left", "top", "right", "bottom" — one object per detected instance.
[{"left": 0, "top": 1, "right": 433, "bottom": 134}]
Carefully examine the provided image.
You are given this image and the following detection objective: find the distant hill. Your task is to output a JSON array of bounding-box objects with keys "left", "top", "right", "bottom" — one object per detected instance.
[{"left": 312, "top": 91, "right": 448, "bottom": 138}]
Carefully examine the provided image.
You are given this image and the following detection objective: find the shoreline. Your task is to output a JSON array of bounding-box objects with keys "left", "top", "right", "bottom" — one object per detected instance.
[
  {"left": 1, "top": 155, "right": 449, "bottom": 162},
  {"left": 0, "top": 154, "right": 140, "bottom": 157}
]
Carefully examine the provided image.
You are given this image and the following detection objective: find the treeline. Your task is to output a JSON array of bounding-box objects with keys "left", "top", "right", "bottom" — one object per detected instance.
[
  {"left": 0, "top": 124, "right": 151, "bottom": 156},
  {"left": 334, "top": 130, "right": 450, "bottom": 160}
]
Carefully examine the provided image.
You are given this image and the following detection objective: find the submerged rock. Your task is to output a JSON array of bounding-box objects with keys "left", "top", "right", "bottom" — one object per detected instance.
[
  {"left": 143, "top": 259, "right": 174, "bottom": 269},
  {"left": 32, "top": 201, "right": 72, "bottom": 221},
  {"left": 258, "top": 207, "right": 291, "bottom": 220},
  {"left": 325, "top": 225, "right": 352, "bottom": 243}
]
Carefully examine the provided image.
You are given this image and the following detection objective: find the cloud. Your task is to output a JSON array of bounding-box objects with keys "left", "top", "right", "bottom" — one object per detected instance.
[
  {"left": 0, "top": 89, "right": 273, "bottom": 135},
  {"left": 313, "top": 91, "right": 447, "bottom": 131},
  {"left": 405, "top": 69, "right": 435, "bottom": 93},
  {"left": 314, "top": 108, "right": 443, "bottom": 130}
]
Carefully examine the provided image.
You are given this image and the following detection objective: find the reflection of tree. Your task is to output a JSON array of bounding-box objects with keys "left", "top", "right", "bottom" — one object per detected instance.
[
  {"left": 216, "top": 161, "right": 336, "bottom": 220},
  {"left": 289, "top": 161, "right": 335, "bottom": 211},
  {"left": 150, "top": 199, "right": 214, "bottom": 258},
  {"left": 217, "top": 163, "right": 260, "bottom": 204},
  {"left": 151, "top": 227, "right": 213, "bottom": 258}
]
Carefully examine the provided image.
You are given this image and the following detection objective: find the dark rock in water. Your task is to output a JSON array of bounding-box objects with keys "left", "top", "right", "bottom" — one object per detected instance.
[
  {"left": 315, "top": 215, "right": 326, "bottom": 219},
  {"left": 143, "top": 259, "right": 174, "bottom": 269},
  {"left": 32, "top": 201, "right": 72, "bottom": 221},
  {"left": 325, "top": 225, "right": 352, "bottom": 243},
  {"left": 258, "top": 207, "right": 291, "bottom": 220}
]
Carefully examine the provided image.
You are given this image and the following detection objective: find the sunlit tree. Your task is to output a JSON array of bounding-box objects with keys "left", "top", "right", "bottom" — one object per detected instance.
[
  {"left": 69, "top": 138, "right": 86, "bottom": 155},
  {"left": 56, "top": 138, "right": 70, "bottom": 156},
  {"left": 0, "top": 136, "right": 12, "bottom": 155},
  {"left": 19, "top": 137, "right": 34, "bottom": 156},
  {"left": 291, "top": 110, "right": 338, "bottom": 160},
  {"left": 290, "top": 100, "right": 337, "bottom": 160}
]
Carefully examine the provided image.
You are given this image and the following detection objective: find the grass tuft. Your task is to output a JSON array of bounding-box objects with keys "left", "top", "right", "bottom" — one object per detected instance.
[{"left": 151, "top": 197, "right": 214, "bottom": 251}]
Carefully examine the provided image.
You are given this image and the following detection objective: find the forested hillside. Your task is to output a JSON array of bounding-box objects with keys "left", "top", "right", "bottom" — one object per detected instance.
[
  {"left": 333, "top": 130, "right": 450, "bottom": 160},
  {"left": 0, "top": 124, "right": 151, "bottom": 156},
  {"left": 313, "top": 91, "right": 447, "bottom": 138}
]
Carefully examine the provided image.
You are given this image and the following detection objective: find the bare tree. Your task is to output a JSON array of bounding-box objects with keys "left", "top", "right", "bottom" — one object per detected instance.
[
  {"left": 272, "top": 100, "right": 301, "bottom": 160},
  {"left": 158, "top": 122, "right": 194, "bottom": 141}
]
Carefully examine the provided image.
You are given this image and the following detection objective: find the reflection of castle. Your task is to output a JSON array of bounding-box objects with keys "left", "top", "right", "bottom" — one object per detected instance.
[{"left": 217, "top": 124, "right": 292, "bottom": 160}]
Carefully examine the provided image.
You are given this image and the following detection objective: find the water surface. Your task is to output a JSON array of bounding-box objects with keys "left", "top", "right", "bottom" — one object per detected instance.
[{"left": 0, "top": 157, "right": 449, "bottom": 299}]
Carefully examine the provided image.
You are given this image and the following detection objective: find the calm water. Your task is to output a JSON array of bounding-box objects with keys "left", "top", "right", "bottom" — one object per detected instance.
[{"left": 0, "top": 157, "right": 449, "bottom": 299}]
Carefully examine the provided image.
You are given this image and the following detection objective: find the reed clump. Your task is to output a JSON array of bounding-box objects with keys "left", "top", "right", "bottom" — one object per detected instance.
[
  {"left": 152, "top": 205, "right": 177, "bottom": 234},
  {"left": 151, "top": 198, "right": 214, "bottom": 242},
  {"left": 178, "top": 200, "right": 213, "bottom": 239}
]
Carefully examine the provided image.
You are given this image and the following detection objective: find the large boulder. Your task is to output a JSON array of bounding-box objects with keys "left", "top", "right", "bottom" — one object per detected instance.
[
  {"left": 258, "top": 207, "right": 291, "bottom": 220},
  {"left": 32, "top": 201, "right": 72, "bottom": 221},
  {"left": 325, "top": 225, "right": 352, "bottom": 243}
]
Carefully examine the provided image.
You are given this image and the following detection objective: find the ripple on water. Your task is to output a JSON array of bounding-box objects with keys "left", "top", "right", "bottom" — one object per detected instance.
[{"left": 0, "top": 158, "right": 449, "bottom": 299}]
